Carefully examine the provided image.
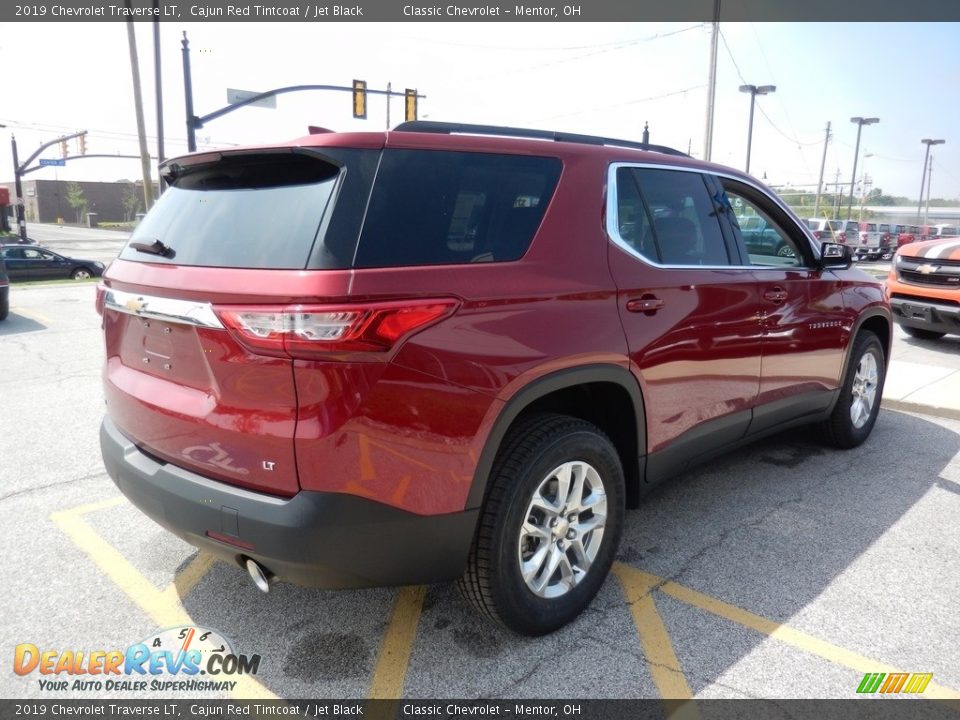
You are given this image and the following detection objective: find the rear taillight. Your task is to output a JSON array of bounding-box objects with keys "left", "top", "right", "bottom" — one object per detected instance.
[{"left": 215, "top": 299, "right": 459, "bottom": 359}]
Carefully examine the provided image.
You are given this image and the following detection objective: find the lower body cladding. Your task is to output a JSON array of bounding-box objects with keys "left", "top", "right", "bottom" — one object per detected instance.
[
  {"left": 100, "top": 416, "right": 479, "bottom": 590},
  {"left": 891, "top": 296, "right": 960, "bottom": 335}
]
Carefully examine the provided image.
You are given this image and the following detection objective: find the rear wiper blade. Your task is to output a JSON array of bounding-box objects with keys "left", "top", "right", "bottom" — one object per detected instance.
[{"left": 130, "top": 239, "right": 174, "bottom": 258}]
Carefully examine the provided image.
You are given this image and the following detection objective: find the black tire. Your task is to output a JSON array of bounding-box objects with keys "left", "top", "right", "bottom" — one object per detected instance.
[
  {"left": 776, "top": 244, "right": 795, "bottom": 258},
  {"left": 0, "top": 287, "right": 8, "bottom": 321},
  {"left": 458, "top": 413, "right": 625, "bottom": 635},
  {"left": 819, "top": 331, "right": 885, "bottom": 449},
  {"left": 71, "top": 267, "right": 93, "bottom": 280},
  {"left": 901, "top": 325, "right": 946, "bottom": 341}
]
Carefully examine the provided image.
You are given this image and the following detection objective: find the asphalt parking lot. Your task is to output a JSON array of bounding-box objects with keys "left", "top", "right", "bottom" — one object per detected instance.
[{"left": 2, "top": 281, "right": 960, "bottom": 703}]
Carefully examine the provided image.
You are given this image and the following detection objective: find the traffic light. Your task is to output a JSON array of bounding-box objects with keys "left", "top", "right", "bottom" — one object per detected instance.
[
  {"left": 352, "top": 80, "right": 367, "bottom": 119},
  {"left": 405, "top": 89, "right": 417, "bottom": 122},
  {"left": 60, "top": 140, "right": 69, "bottom": 158},
  {"left": 79, "top": 134, "right": 87, "bottom": 155}
]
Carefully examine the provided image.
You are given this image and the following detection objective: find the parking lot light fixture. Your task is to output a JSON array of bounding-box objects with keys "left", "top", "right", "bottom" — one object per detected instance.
[
  {"left": 917, "top": 138, "right": 945, "bottom": 222},
  {"left": 739, "top": 84, "right": 776, "bottom": 174},
  {"left": 846, "top": 117, "right": 879, "bottom": 221}
]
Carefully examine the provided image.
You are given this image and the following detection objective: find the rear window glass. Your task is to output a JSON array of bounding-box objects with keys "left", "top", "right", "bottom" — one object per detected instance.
[
  {"left": 354, "top": 149, "right": 561, "bottom": 268},
  {"left": 119, "top": 151, "right": 342, "bottom": 269}
]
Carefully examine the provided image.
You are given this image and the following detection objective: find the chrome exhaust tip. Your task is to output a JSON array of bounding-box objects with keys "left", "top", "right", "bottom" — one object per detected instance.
[{"left": 245, "top": 558, "right": 272, "bottom": 593}]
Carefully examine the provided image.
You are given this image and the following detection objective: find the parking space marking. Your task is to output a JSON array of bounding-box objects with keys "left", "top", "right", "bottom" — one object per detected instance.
[
  {"left": 615, "top": 564, "right": 960, "bottom": 701},
  {"left": 613, "top": 564, "right": 695, "bottom": 703},
  {"left": 161, "top": 551, "right": 217, "bottom": 605},
  {"left": 51, "top": 498, "right": 276, "bottom": 700},
  {"left": 12, "top": 307, "right": 54, "bottom": 325},
  {"left": 368, "top": 585, "right": 427, "bottom": 699},
  {"left": 49, "top": 493, "right": 960, "bottom": 703}
]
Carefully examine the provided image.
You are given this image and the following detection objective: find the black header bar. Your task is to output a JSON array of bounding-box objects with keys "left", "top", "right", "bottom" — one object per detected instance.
[{"left": 4, "top": 0, "right": 960, "bottom": 22}]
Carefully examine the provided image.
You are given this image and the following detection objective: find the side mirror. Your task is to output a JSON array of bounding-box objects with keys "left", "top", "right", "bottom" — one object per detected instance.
[{"left": 819, "top": 242, "right": 852, "bottom": 270}]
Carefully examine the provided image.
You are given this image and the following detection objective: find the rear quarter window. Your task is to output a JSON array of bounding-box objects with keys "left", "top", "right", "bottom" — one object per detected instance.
[{"left": 353, "top": 149, "right": 561, "bottom": 268}]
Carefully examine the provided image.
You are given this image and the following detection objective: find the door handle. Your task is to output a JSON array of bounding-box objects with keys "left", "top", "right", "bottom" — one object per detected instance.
[
  {"left": 626, "top": 296, "right": 664, "bottom": 315},
  {"left": 763, "top": 287, "right": 788, "bottom": 304}
]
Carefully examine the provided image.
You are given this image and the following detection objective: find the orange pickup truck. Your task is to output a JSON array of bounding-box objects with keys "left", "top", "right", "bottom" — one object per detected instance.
[{"left": 887, "top": 236, "right": 960, "bottom": 339}]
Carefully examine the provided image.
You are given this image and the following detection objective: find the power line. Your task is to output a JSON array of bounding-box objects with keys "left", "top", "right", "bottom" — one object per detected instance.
[
  {"left": 539, "top": 85, "right": 707, "bottom": 122},
  {"left": 403, "top": 24, "right": 705, "bottom": 52},
  {"left": 717, "top": 29, "right": 820, "bottom": 148}
]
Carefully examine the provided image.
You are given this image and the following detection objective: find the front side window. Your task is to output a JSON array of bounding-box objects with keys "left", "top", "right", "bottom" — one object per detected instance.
[
  {"left": 611, "top": 166, "right": 730, "bottom": 266},
  {"left": 721, "top": 181, "right": 805, "bottom": 268}
]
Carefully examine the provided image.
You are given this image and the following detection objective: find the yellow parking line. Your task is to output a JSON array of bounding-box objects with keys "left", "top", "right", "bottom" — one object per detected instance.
[
  {"left": 51, "top": 501, "right": 276, "bottom": 700},
  {"left": 13, "top": 307, "right": 54, "bottom": 325},
  {"left": 162, "top": 551, "right": 217, "bottom": 603},
  {"left": 613, "top": 564, "right": 696, "bottom": 710},
  {"left": 626, "top": 566, "right": 960, "bottom": 702},
  {"left": 368, "top": 585, "right": 426, "bottom": 699},
  {"left": 59, "top": 495, "right": 127, "bottom": 516}
]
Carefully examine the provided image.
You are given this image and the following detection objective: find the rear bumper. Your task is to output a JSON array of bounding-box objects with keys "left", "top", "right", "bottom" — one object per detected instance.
[
  {"left": 890, "top": 296, "right": 960, "bottom": 335},
  {"left": 100, "top": 416, "right": 478, "bottom": 588}
]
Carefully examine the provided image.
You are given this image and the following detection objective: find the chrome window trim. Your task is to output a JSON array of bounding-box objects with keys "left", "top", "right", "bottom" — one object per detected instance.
[
  {"left": 605, "top": 161, "right": 821, "bottom": 270},
  {"left": 103, "top": 288, "right": 224, "bottom": 329}
]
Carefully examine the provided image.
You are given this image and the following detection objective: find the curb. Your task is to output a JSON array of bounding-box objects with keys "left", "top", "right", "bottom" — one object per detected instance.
[{"left": 883, "top": 398, "right": 960, "bottom": 423}]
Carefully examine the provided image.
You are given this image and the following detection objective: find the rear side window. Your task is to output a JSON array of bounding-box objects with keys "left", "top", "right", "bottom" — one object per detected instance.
[
  {"left": 120, "top": 151, "right": 349, "bottom": 269},
  {"left": 613, "top": 167, "right": 730, "bottom": 266},
  {"left": 354, "top": 150, "right": 561, "bottom": 268}
]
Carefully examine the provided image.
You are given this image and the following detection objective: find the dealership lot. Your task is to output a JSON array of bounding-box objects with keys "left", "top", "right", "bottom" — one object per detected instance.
[{"left": 2, "top": 282, "right": 960, "bottom": 702}]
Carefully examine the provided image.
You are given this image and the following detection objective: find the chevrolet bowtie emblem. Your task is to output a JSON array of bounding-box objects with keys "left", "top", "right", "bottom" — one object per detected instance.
[
  {"left": 125, "top": 296, "right": 147, "bottom": 313},
  {"left": 916, "top": 264, "right": 939, "bottom": 274}
]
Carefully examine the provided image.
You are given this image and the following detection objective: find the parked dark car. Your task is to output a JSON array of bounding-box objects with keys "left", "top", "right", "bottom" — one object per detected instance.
[
  {"left": 98, "top": 121, "right": 891, "bottom": 635},
  {"left": 734, "top": 214, "right": 796, "bottom": 258},
  {"left": 0, "top": 244, "right": 105, "bottom": 281},
  {"left": 0, "top": 253, "right": 8, "bottom": 320}
]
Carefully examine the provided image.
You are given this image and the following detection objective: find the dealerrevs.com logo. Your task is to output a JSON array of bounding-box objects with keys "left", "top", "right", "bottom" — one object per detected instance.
[{"left": 14, "top": 626, "right": 261, "bottom": 692}]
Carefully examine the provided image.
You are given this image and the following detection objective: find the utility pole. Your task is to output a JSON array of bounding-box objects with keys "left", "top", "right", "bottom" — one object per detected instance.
[
  {"left": 386, "top": 81, "right": 392, "bottom": 129},
  {"left": 153, "top": 4, "right": 165, "bottom": 192},
  {"left": 703, "top": 5, "right": 720, "bottom": 161},
  {"left": 126, "top": 8, "right": 154, "bottom": 210},
  {"left": 813, "top": 122, "right": 831, "bottom": 218},
  {"left": 182, "top": 32, "right": 197, "bottom": 152}
]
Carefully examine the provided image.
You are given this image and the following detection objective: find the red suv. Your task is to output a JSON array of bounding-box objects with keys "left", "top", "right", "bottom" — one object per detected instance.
[{"left": 98, "top": 122, "right": 891, "bottom": 635}]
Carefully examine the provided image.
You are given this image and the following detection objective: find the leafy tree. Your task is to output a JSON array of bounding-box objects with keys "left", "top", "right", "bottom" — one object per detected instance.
[
  {"left": 122, "top": 182, "right": 142, "bottom": 221},
  {"left": 66, "top": 182, "right": 88, "bottom": 224}
]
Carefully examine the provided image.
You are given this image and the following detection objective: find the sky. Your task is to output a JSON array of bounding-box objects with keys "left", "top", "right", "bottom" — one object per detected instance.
[{"left": 2, "top": 21, "right": 959, "bottom": 203}]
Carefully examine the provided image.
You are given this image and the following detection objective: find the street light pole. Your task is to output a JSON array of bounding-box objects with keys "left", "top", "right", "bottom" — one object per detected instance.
[
  {"left": 739, "top": 84, "right": 776, "bottom": 175},
  {"left": 846, "top": 117, "right": 879, "bottom": 221},
  {"left": 917, "top": 138, "right": 945, "bottom": 222},
  {"left": 924, "top": 154, "right": 935, "bottom": 225}
]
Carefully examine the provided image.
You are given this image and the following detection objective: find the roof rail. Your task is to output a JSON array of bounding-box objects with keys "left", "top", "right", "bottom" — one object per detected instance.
[{"left": 393, "top": 121, "right": 689, "bottom": 157}]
